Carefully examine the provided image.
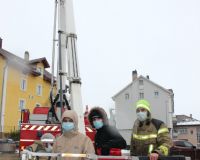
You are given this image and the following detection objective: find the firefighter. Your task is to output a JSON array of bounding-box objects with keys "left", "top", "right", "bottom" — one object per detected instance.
[
  {"left": 26, "top": 132, "right": 55, "bottom": 160},
  {"left": 88, "top": 107, "right": 127, "bottom": 155},
  {"left": 52, "top": 110, "right": 95, "bottom": 160},
  {"left": 130, "top": 99, "right": 172, "bottom": 160}
]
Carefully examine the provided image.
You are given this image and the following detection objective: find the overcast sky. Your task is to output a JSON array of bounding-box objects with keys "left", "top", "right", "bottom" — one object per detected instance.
[{"left": 0, "top": 0, "right": 200, "bottom": 119}]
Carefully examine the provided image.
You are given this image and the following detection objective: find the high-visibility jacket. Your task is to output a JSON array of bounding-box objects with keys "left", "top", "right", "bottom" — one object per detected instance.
[{"left": 130, "top": 118, "right": 172, "bottom": 156}]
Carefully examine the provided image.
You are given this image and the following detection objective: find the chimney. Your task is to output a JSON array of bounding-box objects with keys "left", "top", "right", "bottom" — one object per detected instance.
[
  {"left": 146, "top": 75, "right": 150, "bottom": 79},
  {"left": 132, "top": 70, "right": 137, "bottom": 81},
  {"left": 0, "top": 37, "right": 2, "bottom": 49},
  {"left": 190, "top": 114, "right": 192, "bottom": 118},
  {"left": 24, "top": 51, "right": 29, "bottom": 61}
]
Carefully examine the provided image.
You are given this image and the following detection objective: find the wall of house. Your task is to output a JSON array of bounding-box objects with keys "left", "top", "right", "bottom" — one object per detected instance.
[
  {"left": 114, "top": 82, "right": 137, "bottom": 144},
  {"left": 174, "top": 126, "right": 199, "bottom": 146},
  {"left": 141, "top": 78, "right": 173, "bottom": 128},
  {"left": 3, "top": 62, "right": 52, "bottom": 133},
  {"left": 0, "top": 56, "right": 5, "bottom": 109},
  {"left": 0, "top": 56, "right": 6, "bottom": 133},
  {"left": 113, "top": 77, "right": 173, "bottom": 144},
  {"left": 0, "top": 56, "right": 3, "bottom": 101}
]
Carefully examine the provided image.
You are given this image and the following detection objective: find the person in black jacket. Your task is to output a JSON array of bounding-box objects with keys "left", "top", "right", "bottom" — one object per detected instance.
[{"left": 88, "top": 107, "right": 127, "bottom": 155}]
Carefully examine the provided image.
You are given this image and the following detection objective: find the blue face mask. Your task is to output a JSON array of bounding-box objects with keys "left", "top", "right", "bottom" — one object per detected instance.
[
  {"left": 62, "top": 122, "right": 75, "bottom": 132},
  {"left": 93, "top": 120, "right": 103, "bottom": 129},
  {"left": 137, "top": 111, "right": 148, "bottom": 122}
]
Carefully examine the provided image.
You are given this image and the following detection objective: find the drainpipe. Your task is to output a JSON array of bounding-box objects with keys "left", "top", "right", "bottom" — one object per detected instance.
[{"left": 0, "top": 62, "right": 8, "bottom": 133}]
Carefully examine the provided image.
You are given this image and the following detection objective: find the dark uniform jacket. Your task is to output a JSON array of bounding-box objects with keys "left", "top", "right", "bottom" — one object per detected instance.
[
  {"left": 88, "top": 107, "right": 127, "bottom": 155},
  {"left": 95, "top": 125, "right": 127, "bottom": 155},
  {"left": 130, "top": 118, "right": 172, "bottom": 156}
]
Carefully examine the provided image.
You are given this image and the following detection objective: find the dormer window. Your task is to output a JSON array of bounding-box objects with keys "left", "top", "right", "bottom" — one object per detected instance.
[{"left": 37, "top": 67, "right": 43, "bottom": 76}]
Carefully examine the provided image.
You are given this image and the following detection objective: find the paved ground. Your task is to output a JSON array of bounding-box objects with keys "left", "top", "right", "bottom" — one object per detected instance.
[{"left": 0, "top": 153, "right": 20, "bottom": 160}]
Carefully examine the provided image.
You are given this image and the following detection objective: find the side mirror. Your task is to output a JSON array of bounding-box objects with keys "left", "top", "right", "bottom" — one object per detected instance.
[{"left": 192, "top": 146, "right": 196, "bottom": 149}]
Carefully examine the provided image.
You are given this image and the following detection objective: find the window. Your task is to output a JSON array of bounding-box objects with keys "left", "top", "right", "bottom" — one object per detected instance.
[
  {"left": 35, "top": 103, "right": 41, "bottom": 107},
  {"left": 18, "top": 119, "right": 21, "bottom": 128},
  {"left": 36, "top": 85, "right": 42, "bottom": 96},
  {"left": 37, "top": 67, "right": 43, "bottom": 76},
  {"left": 154, "top": 91, "right": 159, "bottom": 97},
  {"left": 139, "top": 79, "right": 144, "bottom": 90},
  {"left": 139, "top": 92, "right": 144, "bottom": 99},
  {"left": 125, "top": 93, "right": 129, "bottom": 100},
  {"left": 197, "top": 132, "right": 200, "bottom": 143},
  {"left": 19, "top": 99, "right": 25, "bottom": 110},
  {"left": 178, "top": 128, "right": 188, "bottom": 134},
  {"left": 183, "top": 141, "right": 193, "bottom": 147},
  {"left": 139, "top": 79, "right": 143, "bottom": 85},
  {"left": 174, "top": 140, "right": 193, "bottom": 148},
  {"left": 20, "top": 78, "right": 27, "bottom": 91}
]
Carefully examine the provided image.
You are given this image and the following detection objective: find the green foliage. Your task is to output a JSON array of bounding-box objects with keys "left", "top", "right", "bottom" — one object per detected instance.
[{"left": 8, "top": 130, "right": 20, "bottom": 141}]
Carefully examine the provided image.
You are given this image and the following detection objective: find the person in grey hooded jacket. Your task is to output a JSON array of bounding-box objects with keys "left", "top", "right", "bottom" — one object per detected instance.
[
  {"left": 88, "top": 107, "right": 127, "bottom": 155},
  {"left": 52, "top": 110, "right": 95, "bottom": 160}
]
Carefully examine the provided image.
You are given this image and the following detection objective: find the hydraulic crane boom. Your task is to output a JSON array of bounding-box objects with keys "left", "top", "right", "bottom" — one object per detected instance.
[{"left": 56, "top": 0, "right": 85, "bottom": 133}]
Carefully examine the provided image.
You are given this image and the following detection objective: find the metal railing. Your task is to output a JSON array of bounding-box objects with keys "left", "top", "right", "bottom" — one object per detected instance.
[{"left": 21, "top": 150, "right": 191, "bottom": 160}]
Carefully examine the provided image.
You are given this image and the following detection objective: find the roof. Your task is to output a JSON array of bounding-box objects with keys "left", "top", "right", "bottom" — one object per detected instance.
[
  {"left": 29, "top": 57, "right": 50, "bottom": 68},
  {"left": 177, "top": 121, "right": 200, "bottom": 126},
  {"left": 44, "top": 70, "right": 56, "bottom": 83},
  {"left": 0, "top": 48, "right": 40, "bottom": 75},
  {"left": 0, "top": 48, "right": 52, "bottom": 82},
  {"left": 175, "top": 115, "right": 200, "bottom": 126},
  {"left": 112, "top": 75, "right": 173, "bottom": 99}
]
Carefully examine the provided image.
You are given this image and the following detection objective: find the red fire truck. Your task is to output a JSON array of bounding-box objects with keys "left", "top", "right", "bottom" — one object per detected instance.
[{"left": 19, "top": 106, "right": 95, "bottom": 151}]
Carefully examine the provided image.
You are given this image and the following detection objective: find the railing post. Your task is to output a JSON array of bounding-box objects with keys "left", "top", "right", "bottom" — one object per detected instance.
[{"left": 21, "top": 153, "right": 27, "bottom": 160}]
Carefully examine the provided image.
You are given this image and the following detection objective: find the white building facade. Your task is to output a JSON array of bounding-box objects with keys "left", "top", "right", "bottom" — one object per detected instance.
[{"left": 112, "top": 71, "right": 174, "bottom": 144}]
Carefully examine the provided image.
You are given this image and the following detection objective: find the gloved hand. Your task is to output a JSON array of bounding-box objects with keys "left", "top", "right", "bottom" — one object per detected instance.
[
  {"left": 101, "top": 147, "right": 110, "bottom": 155},
  {"left": 101, "top": 142, "right": 111, "bottom": 155},
  {"left": 149, "top": 153, "right": 159, "bottom": 160}
]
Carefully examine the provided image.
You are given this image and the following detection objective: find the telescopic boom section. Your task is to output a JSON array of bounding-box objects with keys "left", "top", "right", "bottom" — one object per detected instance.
[{"left": 58, "top": 0, "right": 85, "bottom": 133}]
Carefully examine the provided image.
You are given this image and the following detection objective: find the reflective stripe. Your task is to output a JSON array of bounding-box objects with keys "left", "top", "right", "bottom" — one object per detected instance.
[
  {"left": 21, "top": 125, "right": 30, "bottom": 130},
  {"left": 158, "top": 128, "right": 169, "bottom": 134},
  {"left": 20, "top": 139, "right": 35, "bottom": 142},
  {"left": 148, "top": 144, "right": 154, "bottom": 154},
  {"left": 41, "top": 139, "right": 54, "bottom": 142},
  {"left": 44, "top": 126, "right": 51, "bottom": 131},
  {"left": 30, "top": 125, "right": 37, "bottom": 130},
  {"left": 21, "top": 124, "right": 61, "bottom": 131},
  {"left": 158, "top": 145, "right": 169, "bottom": 156},
  {"left": 133, "top": 134, "right": 157, "bottom": 140},
  {"left": 61, "top": 153, "right": 87, "bottom": 158},
  {"left": 85, "top": 127, "right": 93, "bottom": 132},
  {"left": 36, "top": 126, "right": 44, "bottom": 130},
  {"left": 51, "top": 126, "right": 58, "bottom": 131}
]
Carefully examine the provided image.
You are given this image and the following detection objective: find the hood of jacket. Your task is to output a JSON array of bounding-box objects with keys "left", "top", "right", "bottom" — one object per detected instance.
[
  {"left": 61, "top": 110, "right": 78, "bottom": 131},
  {"left": 88, "top": 107, "right": 108, "bottom": 128}
]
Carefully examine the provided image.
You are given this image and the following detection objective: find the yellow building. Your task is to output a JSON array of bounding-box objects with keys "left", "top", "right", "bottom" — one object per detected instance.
[{"left": 0, "top": 38, "right": 54, "bottom": 133}]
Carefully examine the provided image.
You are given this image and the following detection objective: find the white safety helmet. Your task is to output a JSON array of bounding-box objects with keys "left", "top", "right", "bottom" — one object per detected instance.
[{"left": 40, "top": 133, "right": 55, "bottom": 143}]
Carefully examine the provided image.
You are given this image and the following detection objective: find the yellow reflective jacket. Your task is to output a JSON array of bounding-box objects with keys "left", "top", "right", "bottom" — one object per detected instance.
[{"left": 130, "top": 118, "right": 172, "bottom": 156}]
